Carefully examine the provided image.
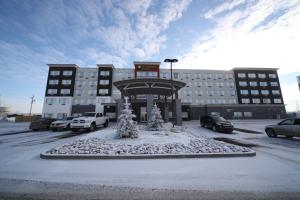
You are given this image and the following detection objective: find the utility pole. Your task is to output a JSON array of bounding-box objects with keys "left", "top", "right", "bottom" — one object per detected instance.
[{"left": 29, "top": 95, "right": 35, "bottom": 117}]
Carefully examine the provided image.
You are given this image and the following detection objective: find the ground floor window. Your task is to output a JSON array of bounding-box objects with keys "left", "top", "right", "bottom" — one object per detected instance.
[
  {"left": 44, "top": 113, "right": 53, "bottom": 118},
  {"left": 234, "top": 112, "right": 242, "bottom": 118},
  {"left": 244, "top": 112, "right": 253, "bottom": 118}
]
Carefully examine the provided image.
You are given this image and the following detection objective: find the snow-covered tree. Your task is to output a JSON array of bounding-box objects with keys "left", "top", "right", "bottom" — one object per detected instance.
[
  {"left": 117, "top": 97, "right": 138, "bottom": 138},
  {"left": 148, "top": 103, "right": 164, "bottom": 131}
]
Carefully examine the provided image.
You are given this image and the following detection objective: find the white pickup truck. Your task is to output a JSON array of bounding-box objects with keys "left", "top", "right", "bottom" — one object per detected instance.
[{"left": 70, "top": 112, "right": 109, "bottom": 132}]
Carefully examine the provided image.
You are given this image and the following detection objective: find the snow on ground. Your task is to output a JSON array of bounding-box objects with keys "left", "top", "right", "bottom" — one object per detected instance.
[
  {"left": 0, "top": 121, "right": 30, "bottom": 135},
  {"left": 46, "top": 125, "right": 251, "bottom": 155}
]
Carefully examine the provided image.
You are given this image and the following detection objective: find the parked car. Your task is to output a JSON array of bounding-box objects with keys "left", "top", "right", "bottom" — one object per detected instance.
[
  {"left": 70, "top": 112, "right": 109, "bottom": 132},
  {"left": 200, "top": 115, "right": 234, "bottom": 133},
  {"left": 29, "top": 118, "right": 56, "bottom": 131},
  {"left": 50, "top": 117, "right": 75, "bottom": 131},
  {"left": 265, "top": 118, "right": 300, "bottom": 138}
]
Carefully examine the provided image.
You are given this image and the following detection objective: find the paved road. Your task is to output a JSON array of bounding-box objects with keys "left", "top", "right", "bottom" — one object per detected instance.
[{"left": 0, "top": 121, "right": 299, "bottom": 199}]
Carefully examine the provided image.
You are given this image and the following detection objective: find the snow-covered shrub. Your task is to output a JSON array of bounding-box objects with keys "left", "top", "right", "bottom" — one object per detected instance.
[
  {"left": 117, "top": 97, "right": 138, "bottom": 138},
  {"left": 148, "top": 103, "right": 164, "bottom": 131}
]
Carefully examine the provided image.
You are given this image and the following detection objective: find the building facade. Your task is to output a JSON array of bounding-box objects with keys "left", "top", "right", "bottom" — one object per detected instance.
[{"left": 42, "top": 62, "right": 287, "bottom": 120}]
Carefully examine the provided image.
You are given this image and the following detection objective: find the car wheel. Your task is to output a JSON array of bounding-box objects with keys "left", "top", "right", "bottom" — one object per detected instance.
[
  {"left": 266, "top": 129, "right": 277, "bottom": 137},
  {"left": 212, "top": 125, "right": 217, "bottom": 132},
  {"left": 66, "top": 124, "right": 71, "bottom": 130},
  {"left": 32, "top": 129, "right": 38, "bottom": 131},
  {"left": 89, "top": 123, "right": 96, "bottom": 132},
  {"left": 104, "top": 120, "right": 109, "bottom": 128}
]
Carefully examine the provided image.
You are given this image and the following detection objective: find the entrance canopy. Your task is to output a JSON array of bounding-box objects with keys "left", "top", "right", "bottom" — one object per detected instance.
[{"left": 113, "top": 78, "right": 186, "bottom": 97}]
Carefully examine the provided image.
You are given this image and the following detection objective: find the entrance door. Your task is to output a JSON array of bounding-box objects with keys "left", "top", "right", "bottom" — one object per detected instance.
[{"left": 140, "top": 107, "right": 147, "bottom": 122}]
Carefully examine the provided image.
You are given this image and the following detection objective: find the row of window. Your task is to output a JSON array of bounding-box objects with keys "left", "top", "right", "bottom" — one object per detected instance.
[
  {"left": 241, "top": 98, "right": 282, "bottom": 104},
  {"left": 233, "top": 112, "right": 253, "bottom": 118},
  {"left": 240, "top": 90, "right": 280, "bottom": 95},
  {"left": 179, "top": 90, "right": 235, "bottom": 96},
  {"left": 181, "top": 99, "right": 237, "bottom": 104},
  {"left": 185, "top": 81, "right": 235, "bottom": 87},
  {"left": 48, "top": 89, "right": 71, "bottom": 95},
  {"left": 237, "top": 73, "right": 276, "bottom": 79},
  {"left": 239, "top": 81, "right": 279, "bottom": 87},
  {"left": 76, "top": 80, "right": 110, "bottom": 87},
  {"left": 50, "top": 70, "right": 73, "bottom": 76},
  {"left": 46, "top": 98, "right": 69, "bottom": 105},
  {"left": 49, "top": 79, "right": 72, "bottom": 85}
]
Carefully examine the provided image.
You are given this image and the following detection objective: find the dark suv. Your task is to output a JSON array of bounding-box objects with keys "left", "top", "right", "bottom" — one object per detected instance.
[{"left": 200, "top": 115, "right": 234, "bottom": 133}]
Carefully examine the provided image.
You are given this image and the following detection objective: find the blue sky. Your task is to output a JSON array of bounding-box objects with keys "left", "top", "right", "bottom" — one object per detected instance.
[{"left": 0, "top": 0, "right": 299, "bottom": 113}]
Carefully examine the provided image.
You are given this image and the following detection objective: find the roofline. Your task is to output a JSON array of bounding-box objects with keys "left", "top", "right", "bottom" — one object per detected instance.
[
  {"left": 133, "top": 61, "right": 161, "bottom": 65},
  {"left": 47, "top": 64, "right": 78, "bottom": 68},
  {"left": 231, "top": 67, "right": 279, "bottom": 71},
  {"left": 97, "top": 64, "right": 115, "bottom": 69}
]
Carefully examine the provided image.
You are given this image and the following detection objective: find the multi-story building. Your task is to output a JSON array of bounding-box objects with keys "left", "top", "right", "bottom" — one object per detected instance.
[
  {"left": 42, "top": 62, "right": 287, "bottom": 121},
  {"left": 297, "top": 76, "right": 300, "bottom": 92}
]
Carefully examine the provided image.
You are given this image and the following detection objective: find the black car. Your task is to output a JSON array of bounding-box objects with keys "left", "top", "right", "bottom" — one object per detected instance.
[
  {"left": 29, "top": 118, "right": 56, "bottom": 131},
  {"left": 200, "top": 115, "right": 234, "bottom": 133}
]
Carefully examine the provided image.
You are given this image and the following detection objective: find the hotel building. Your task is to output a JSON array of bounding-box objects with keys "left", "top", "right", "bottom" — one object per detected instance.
[{"left": 42, "top": 62, "right": 286, "bottom": 123}]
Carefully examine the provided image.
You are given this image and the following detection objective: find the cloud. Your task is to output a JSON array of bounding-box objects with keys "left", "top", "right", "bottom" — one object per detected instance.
[
  {"left": 204, "top": 0, "right": 246, "bottom": 19},
  {"left": 177, "top": 0, "right": 300, "bottom": 76}
]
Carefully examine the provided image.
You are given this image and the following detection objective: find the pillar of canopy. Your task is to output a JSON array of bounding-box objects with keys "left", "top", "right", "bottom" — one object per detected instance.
[{"left": 113, "top": 78, "right": 186, "bottom": 125}]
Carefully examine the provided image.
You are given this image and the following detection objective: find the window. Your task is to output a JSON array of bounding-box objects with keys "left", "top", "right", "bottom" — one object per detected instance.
[
  {"left": 269, "top": 73, "right": 277, "bottom": 78},
  {"left": 230, "top": 90, "right": 235, "bottom": 96},
  {"left": 241, "top": 98, "right": 250, "bottom": 104},
  {"left": 244, "top": 112, "right": 252, "bottom": 118},
  {"left": 219, "top": 82, "right": 224, "bottom": 87},
  {"left": 279, "top": 119, "right": 294, "bottom": 125},
  {"left": 44, "top": 113, "right": 53, "bottom": 118},
  {"left": 50, "top": 70, "right": 60, "bottom": 76},
  {"left": 240, "top": 90, "right": 249, "bottom": 95},
  {"left": 63, "top": 71, "right": 73, "bottom": 76},
  {"left": 208, "top": 90, "right": 214, "bottom": 96},
  {"left": 234, "top": 112, "right": 242, "bottom": 118},
  {"left": 272, "top": 90, "right": 280, "bottom": 95},
  {"left": 47, "top": 89, "right": 57, "bottom": 95},
  {"left": 91, "top": 72, "right": 97, "bottom": 78},
  {"left": 99, "top": 80, "right": 109, "bottom": 85},
  {"left": 263, "top": 98, "right": 271, "bottom": 103},
  {"left": 100, "top": 71, "right": 110, "bottom": 76},
  {"left": 239, "top": 81, "right": 247, "bottom": 86},
  {"left": 196, "top": 82, "right": 202, "bottom": 87},
  {"left": 60, "top": 89, "right": 70, "bottom": 95},
  {"left": 220, "top": 91, "right": 225, "bottom": 96},
  {"left": 46, "top": 98, "right": 56, "bottom": 105},
  {"left": 59, "top": 98, "right": 68, "bottom": 105},
  {"left": 57, "top": 113, "right": 67, "bottom": 120},
  {"left": 260, "top": 82, "right": 268, "bottom": 87},
  {"left": 251, "top": 90, "right": 259, "bottom": 95},
  {"left": 174, "top": 73, "right": 178, "bottom": 79},
  {"left": 78, "top": 72, "right": 84, "bottom": 78},
  {"left": 258, "top": 74, "right": 266, "bottom": 79},
  {"left": 49, "top": 80, "right": 59, "bottom": 85},
  {"left": 99, "top": 89, "right": 109, "bottom": 94},
  {"left": 76, "top": 89, "right": 82, "bottom": 96},
  {"left": 252, "top": 98, "right": 261, "bottom": 104},
  {"left": 62, "top": 80, "right": 72, "bottom": 85},
  {"left": 261, "top": 90, "right": 269, "bottom": 95},
  {"left": 88, "top": 90, "right": 97, "bottom": 96},
  {"left": 248, "top": 73, "right": 256, "bottom": 78},
  {"left": 270, "top": 82, "right": 279, "bottom": 87},
  {"left": 249, "top": 82, "right": 257, "bottom": 87},
  {"left": 89, "top": 81, "right": 97, "bottom": 87},
  {"left": 238, "top": 73, "right": 246, "bottom": 78},
  {"left": 274, "top": 98, "right": 282, "bottom": 103}
]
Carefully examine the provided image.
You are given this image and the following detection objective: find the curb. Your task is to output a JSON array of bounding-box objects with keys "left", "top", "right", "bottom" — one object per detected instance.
[
  {"left": 40, "top": 150, "right": 256, "bottom": 159},
  {"left": 234, "top": 128, "right": 263, "bottom": 134},
  {"left": 0, "top": 130, "right": 31, "bottom": 136}
]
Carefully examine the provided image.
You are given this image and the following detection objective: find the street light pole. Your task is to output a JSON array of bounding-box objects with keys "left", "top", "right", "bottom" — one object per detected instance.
[
  {"left": 29, "top": 95, "right": 35, "bottom": 117},
  {"left": 164, "top": 58, "right": 178, "bottom": 127}
]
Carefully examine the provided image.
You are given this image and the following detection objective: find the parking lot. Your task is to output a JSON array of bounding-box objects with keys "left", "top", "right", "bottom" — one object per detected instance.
[{"left": 0, "top": 120, "right": 299, "bottom": 199}]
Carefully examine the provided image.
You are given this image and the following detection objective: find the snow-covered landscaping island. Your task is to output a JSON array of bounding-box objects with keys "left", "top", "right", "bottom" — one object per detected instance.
[
  {"left": 44, "top": 125, "right": 252, "bottom": 157},
  {"left": 42, "top": 98, "right": 254, "bottom": 158}
]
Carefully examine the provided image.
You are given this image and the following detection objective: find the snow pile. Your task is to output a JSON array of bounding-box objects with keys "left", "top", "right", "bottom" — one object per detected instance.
[
  {"left": 117, "top": 97, "right": 138, "bottom": 139},
  {"left": 147, "top": 104, "right": 164, "bottom": 131},
  {"left": 46, "top": 134, "right": 251, "bottom": 155}
]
